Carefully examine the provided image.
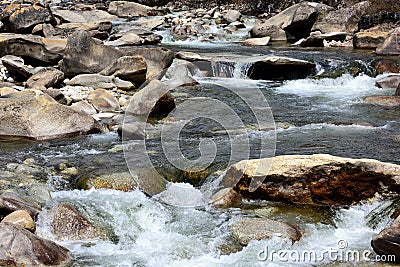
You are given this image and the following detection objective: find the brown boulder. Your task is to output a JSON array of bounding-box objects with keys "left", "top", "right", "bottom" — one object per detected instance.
[
  {"left": 375, "top": 59, "right": 400, "bottom": 74},
  {"left": 43, "top": 21, "right": 112, "bottom": 40},
  {"left": 371, "top": 215, "right": 400, "bottom": 262},
  {"left": 0, "top": 89, "right": 102, "bottom": 140},
  {"left": 51, "top": 203, "right": 109, "bottom": 240},
  {"left": 8, "top": 5, "right": 53, "bottom": 32},
  {"left": 0, "top": 222, "right": 71, "bottom": 266},
  {"left": 0, "top": 33, "right": 67, "bottom": 64},
  {"left": 222, "top": 154, "right": 400, "bottom": 205},
  {"left": 1, "top": 55, "right": 35, "bottom": 80},
  {"left": 26, "top": 67, "right": 64, "bottom": 89},
  {"left": 375, "top": 75, "right": 400, "bottom": 89},
  {"left": 209, "top": 188, "right": 242, "bottom": 208},
  {"left": 353, "top": 29, "right": 388, "bottom": 49},
  {"left": 87, "top": 88, "right": 120, "bottom": 112},
  {"left": 1, "top": 210, "right": 35, "bottom": 232}
]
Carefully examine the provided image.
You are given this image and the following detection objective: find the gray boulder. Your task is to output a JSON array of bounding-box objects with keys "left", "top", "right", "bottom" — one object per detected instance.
[
  {"left": 375, "top": 75, "right": 400, "bottom": 89},
  {"left": 0, "top": 222, "right": 71, "bottom": 266},
  {"left": 66, "top": 74, "right": 134, "bottom": 90},
  {"left": 311, "top": 1, "right": 369, "bottom": 34},
  {"left": 250, "top": 2, "right": 333, "bottom": 41},
  {"left": 1, "top": 55, "right": 35, "bottom": 80},
  {"left": 108, "top": 1, "right": 153, "bottom": 18},
  {"left": 87, "top": 88, "right": 120, "bottom": 112},
  {"left": 60, "top": 31, "right": 123, "bottom": 77},
  {"left": 50, "top": 8, "right": 118, "bottom": 23},
  {"left": 8, "top": 5, "right": 53, "bottom": 32}
]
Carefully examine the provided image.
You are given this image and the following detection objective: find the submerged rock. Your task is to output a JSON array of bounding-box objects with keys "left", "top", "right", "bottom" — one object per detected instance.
[
  {"left": 210, "top": 188, "right": 242, "bottom": 208},
  {"left": 0, "top": 222, "right": 71, "bottom": 266},
  {"left": 222, "top": 154, "right": 400, "bottom": 206},
  {"left": 76, "top": 171, "right": 137, "bottom": 191},
  {"left": 0, "top": 89, "right": 102, "bottom": 140},
  {"left": 363, "top": 96, "right": 400, "bottom": 107},
  {"left": 371, "top": 215, "right": 400, "bottom": 262},
  {"left": 231, "top": 217, "right": 302, "bottom": 245},
  {"left": 51, "top": 203, "right": 112, "bottom": 240}
]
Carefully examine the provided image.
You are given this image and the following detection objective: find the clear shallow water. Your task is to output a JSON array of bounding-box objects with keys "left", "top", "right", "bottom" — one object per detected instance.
[{"left": 1, "top": 41, "right": 400, "bottom": 265}]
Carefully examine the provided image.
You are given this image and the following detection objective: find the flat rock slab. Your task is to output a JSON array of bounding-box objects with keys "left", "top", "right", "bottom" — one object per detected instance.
[
  {"left": 0, "top": 33, "right": 67, "bottom": 64},
  {"left": 50, "top": 8, "right": 119, "bottom": 23},
  {"left": 363, "top": 96, "right": 400, "bottom": 107}
]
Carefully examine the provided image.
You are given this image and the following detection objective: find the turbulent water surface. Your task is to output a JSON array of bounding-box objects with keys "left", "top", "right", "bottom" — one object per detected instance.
[{"left": 1, "top": 34, "right": 399, "bottom": 266}]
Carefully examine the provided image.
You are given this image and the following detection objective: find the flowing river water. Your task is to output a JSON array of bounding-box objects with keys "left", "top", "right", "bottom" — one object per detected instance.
[{"left": 1, "top": 19, "right": 400, "bottom": 266}]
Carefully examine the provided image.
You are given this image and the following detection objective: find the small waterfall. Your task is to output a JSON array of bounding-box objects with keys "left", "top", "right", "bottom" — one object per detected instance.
[
  {"left": 210, "top": 60, "right": 252, "bottom": 79},
  {"left": 232, "top": 62, "right": 252, "bottom": 79}
]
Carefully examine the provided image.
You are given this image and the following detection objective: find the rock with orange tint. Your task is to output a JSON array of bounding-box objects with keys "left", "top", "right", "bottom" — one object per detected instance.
[
  {"left": 222, "top": 154, "right": 400, "bottom": 205},
  {"left": 8, "top": 5, "right": 53, "bottom": 32}
]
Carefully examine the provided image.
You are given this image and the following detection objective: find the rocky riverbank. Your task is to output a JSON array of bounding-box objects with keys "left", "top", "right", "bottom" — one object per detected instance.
[{"left": 0, "top": 0, "right": 400, "bottom": 265}]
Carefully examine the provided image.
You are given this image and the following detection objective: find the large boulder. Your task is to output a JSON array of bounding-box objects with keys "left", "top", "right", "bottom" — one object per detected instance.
[
  {"left": 99, "top": 55, "right": 147, "bottom": 87},
  {"left": 60, "top": 31, "right": 123, "bottom": 77},
  {"left": 0, "top": 89, "right": 102, "bottom": 140},
  {"left": 222, "top": 10, "right": 241, "bottom": 23},
  {"left": 50, "top": 7, "right": 118, "bottom": 23},
  {"left": 126, "top": 79, "right": 175, "bottom": 118},
  {"left": 8, "top": 5, "right": 53, "bottom": 32},
  {"left": 222, "top": 154, "right": 400, "bottom": 205},
  {"left": 0, "top": 33, "right": 67, "bottom": 64},
  {"left": 294, "top": 31, "right": 347, "bottom": 47},
  {"left": 0, "top": 191, "right": 42, "bottom": 218},
  {"left": 353, "top": 25, "right": 389, "bottom": 49},
  {"left": 108, "top": 1, "right": 153, "bottom": 18},
  {"left": 376, "top": 27, "right": 400, "bottom": 55},
  {"left": 371, "top": 215, "right": 400, "bottom": 262},
  {"left": 248, "top": 56, "right": 316, "bottom": 80},
  {"left": 231, "top": 217, "right": 302, "bottom": 245},
  {"left": 363, "top": 96, "right": 400, "bottom": 107},
  {"left": 311, "top": 1, "right": 369, "bottom": 34},
  {"left": 250, "top": 2, "right": 333, "bottom": 41},
  {"left": 0, "top": 222, "right": 71, "bottom": 266},
  {"left": 25, "top": 67, "right": 64, "bottom": 89}
]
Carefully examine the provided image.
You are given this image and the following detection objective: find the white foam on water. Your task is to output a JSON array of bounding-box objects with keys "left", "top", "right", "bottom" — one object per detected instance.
[
  {"left": 275, "top": 122, "right": 389, "bottom": 133},
  {"left": 275, "top": 74, "right": 393, "bottom": 100},
  {"left": 35, "top": 188, "right": 391, "bottom": 267}
]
